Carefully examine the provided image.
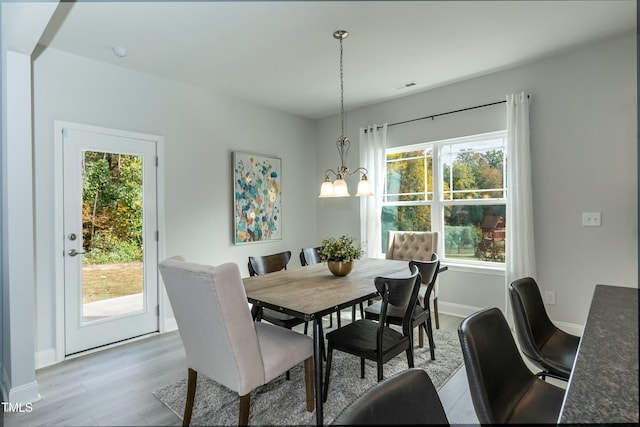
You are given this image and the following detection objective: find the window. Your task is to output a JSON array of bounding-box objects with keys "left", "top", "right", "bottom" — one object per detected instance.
[{"left": 382, "top": 131, "right": 507, "bottom": 264}]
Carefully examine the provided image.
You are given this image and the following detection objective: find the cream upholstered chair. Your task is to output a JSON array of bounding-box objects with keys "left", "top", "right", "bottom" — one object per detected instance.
[
  {"left": 159, "top": 256, "right": 314, "bottom": 426},
  {"left": 386, "top": 231, "right": 442, "bottom": 329}
]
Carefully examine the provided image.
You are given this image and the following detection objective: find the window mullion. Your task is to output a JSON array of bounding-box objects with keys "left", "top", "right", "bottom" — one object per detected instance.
[{"left": 431, "top": 144, "right": 443, "bottom": 238}]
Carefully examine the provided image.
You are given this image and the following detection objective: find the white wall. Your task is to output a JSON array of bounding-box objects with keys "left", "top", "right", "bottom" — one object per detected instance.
[
  {"left": 316, "top": 34, "right": 637, "bottom": 328},
  {"left": 32, "top": 48, "right": 317, "bottom": 365}
]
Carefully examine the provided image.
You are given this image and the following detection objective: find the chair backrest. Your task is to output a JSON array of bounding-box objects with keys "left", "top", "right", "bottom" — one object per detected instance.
[
  {"left": 374, "top": 266, "right": 421, "bottom": 336},
  {"left": 509, "top": 277, "right": 558, "bottom": 362},
  {"left": 409, "top": 255, "right": 440, "bottom": 306},
  {"left": 386, "top": 231, "right": 440, "bottom": 299},
  {"left": 159, "top": 256, "right": 265, "bottom": 395},
  {"left": 331, "top": 368, "right": 449, "bottom": 425},
  {"left": 385, "top": 231, "right": 439, "bottom": 261},
  {"left": 458, "top": 307, "right": 536, "bottom": 424},
  {"left": 300, "top": 247, "right": 321, "bottom": 266},
  {"left": 248, "top": 250, "right": 292, "bottom": 276}
]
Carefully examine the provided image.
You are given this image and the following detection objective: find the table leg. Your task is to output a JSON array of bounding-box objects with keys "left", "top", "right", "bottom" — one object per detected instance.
[{"left": 313, "top": 317, "right": 324, "bottom": 426}]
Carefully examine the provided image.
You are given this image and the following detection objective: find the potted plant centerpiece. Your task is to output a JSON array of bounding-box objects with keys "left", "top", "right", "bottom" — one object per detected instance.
[{"left": 318, "top": 235, "right": 364, "bottom": 276}]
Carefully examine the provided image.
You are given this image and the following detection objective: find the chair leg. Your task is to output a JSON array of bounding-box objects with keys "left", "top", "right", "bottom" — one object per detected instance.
[
  {"left": 250, "top": 305, "right": 262, "bottom": 321},
  {"left": 323, "top": 345, "right": 334, "bottom": 403},
  {"left": 360, "top": 357, "right": 366, "bottom": 379},
  {"left": 337, "top": 310, "right": 342, "bottom": 328},
  {"left": 418, "top": 324, "right": 424, "bottom": 348},
  {"left": 434, "top": 297, "right": 440, "bottom": 329},
  {"left": 303, "top": 321, "right": 308, "bottom": 335},
  {"left": 183, "top": 368, "right": 197, "bottom": 427},
  {"left": 426, "top": 316, "right": 435, "bottom": 360},
  {"left": 238, "top": 393, "right": 250, "bottom": 426},
  {"left": 329, "top": 313, "right": 333, "bottom": 328},
  {"left": 377, "top": 358, "right": 384, "bottom": 382},
  {"left": 304, "top": 357, "right": 315, "bottom": 412},
  {"left": 406, "top": 345, "right": 415, "bottom": 369},
  {"left": 359, "top": 302, "right": 364, "bottom": 319}
]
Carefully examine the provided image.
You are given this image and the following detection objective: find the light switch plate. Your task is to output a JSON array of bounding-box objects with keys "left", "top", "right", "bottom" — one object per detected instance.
[
  {"left": 582, "top": 212, "right": 601, "bottom": 227},
  {"left": 543, "top": 291, "right": 556, "bottom": 305}
]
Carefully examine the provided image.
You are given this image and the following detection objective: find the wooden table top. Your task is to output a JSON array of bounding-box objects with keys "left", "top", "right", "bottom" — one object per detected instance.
[{"left": 243, "top": 257, "right": 410, "bottom": 320}]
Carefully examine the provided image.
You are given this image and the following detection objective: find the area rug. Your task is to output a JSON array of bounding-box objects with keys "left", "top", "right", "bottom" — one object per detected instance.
[{"left": 153, "top": 327, "right": 463, "bottom": 426}]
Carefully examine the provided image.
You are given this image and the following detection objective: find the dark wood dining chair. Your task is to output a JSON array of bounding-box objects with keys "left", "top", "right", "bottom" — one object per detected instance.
[
  {"left": 300, "top": 247, "right": 321, "bottom": 266},
  {"left": 300, "top": 247, "right": 336, "bottom": 329},
  {"left": 385, "top": 231, "right": 443, "bottom": 329},
  {"left": 248, "top": 250, "right": 308, "bottom": 334},
  {"left": 458, "top": 307, "right": 565, "bottom": 424},
  {"left": 323, "top": 266, "right": 421, "bottom": 402},
  {"left": 364, "top": 256, "right": 440, "bottom": 360},
  {"left": 509, "top": 277, "right": 580, "bottom": 381}
]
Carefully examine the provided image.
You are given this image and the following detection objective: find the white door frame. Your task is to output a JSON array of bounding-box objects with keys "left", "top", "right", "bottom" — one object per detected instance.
[{"left": 53, "top": 121, "right": 166, "bottom": 363}]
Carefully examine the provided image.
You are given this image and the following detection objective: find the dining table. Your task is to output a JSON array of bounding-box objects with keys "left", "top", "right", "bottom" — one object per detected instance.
[
  {"left": 559, "top": 284, "right": 639, "bottom": 423},
  {"left": 243, "top": 257, "right": 411, "bottom": 426}
]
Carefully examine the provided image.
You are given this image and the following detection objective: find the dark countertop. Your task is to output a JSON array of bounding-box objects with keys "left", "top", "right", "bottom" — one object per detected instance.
[{"left": 559, "top": 284, "right": 639, "bottom": 423}]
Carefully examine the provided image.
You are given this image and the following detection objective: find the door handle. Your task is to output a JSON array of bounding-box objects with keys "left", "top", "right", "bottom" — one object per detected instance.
[{"left": 68, "top": 248, "right": 85, "bottom": 257}]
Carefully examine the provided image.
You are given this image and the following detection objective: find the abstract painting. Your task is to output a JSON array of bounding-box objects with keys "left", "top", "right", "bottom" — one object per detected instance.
[{"left": 233, "top": 152, "right": 282, "bottom": 244}]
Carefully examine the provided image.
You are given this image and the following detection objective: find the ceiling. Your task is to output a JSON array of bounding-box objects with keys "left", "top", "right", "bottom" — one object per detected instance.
[{"left": 39, "top": 1, "right": 636, "bottom": 120}]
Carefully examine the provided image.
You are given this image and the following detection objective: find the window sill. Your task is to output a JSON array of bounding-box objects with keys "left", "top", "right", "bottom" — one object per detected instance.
[{"left": 440, "top": 260, "right": 505, "bottom": 276}]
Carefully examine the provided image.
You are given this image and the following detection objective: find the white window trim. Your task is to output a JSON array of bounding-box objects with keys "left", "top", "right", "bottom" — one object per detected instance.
[{"left": 383, "top": 130, "right": 507, "bottom": 268}]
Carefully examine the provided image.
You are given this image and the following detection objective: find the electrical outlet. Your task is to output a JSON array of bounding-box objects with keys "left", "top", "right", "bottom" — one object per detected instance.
[
  {"left": 543, "top": 291, "right": 556, "bottom": 305},
  {"left": 582, "top": 212, "right": 601, "bottom": 227}
]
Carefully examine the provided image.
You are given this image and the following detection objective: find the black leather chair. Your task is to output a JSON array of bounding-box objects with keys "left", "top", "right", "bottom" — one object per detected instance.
[
  {"left": 458, "top": 307, "right": 565, "bottom": 424},
  {"left": 248, "top": 251, "right": 308, "bottom": 334},
  {"left": 364, "top": 256, "right": 440, "bottom": 360},
  {"left": 509, "top": 277, "right": 580, "bottom": 381},
  {"left": 331, "top": 368, "right": 449, "bottom": 425},
  {"left": 323, "top": 267, "right": 421, "bottom": 402}
]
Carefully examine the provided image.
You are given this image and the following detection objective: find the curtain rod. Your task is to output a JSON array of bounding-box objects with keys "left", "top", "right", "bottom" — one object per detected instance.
[{"left": 365, "top": 97, "right": 525, "bottom": 133}]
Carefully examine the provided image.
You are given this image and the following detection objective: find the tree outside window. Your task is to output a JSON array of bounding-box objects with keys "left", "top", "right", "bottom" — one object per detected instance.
[{"left": 382, "top": 132, "right": 507, "bottom": 264}]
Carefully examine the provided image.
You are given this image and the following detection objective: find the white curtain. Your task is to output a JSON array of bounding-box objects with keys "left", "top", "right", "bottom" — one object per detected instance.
[
  {"left": 506, "top": 92, "right": 536, "bottom": 315},
  {"left": 359, "top": 123, "right": 387, "bottom": 258}
]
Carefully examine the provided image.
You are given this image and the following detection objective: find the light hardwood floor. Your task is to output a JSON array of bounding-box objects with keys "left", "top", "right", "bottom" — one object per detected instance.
[{"left": 3, "top": 314, "right": 478, "bottom": 426}]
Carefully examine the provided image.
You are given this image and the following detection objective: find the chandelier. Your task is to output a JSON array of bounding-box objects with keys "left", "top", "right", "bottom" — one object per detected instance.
[{"left": 319, "top": 30, "right": 373, "bottom": 198}]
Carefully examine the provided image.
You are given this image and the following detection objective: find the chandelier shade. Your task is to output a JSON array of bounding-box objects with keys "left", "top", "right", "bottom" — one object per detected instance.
[
  {"left": 355, "top": 176, "right": 373, "bottom": 197},
  {"left": 319, "top": 30, "right": 372, "bottom": 198}
]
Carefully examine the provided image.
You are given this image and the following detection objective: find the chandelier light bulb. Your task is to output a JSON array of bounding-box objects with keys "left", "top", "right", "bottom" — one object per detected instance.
[
  {"left": 355, "top": 176, "right": 373, "bottom": 197},
  {"left": 332, "top": 179, "right": 350, "bottom": 197},
  {"left": 319, "top": 180, "right": 334, "bottom": 198}
]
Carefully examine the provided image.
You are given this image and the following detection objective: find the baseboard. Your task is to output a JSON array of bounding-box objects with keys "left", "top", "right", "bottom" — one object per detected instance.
[
  {"left": 163, "top": 316, "right": 177, "bottom": 333},
  {"left": 439, "top": 301, "right": 484, "bottom": 319},
  {"left": 1, "top": 366, "right": 41, "bottom": 404},
  {"left": 0, "top": 363, "right": 4, "bottom": 402},
  {"left": 439, "top": 302, "right": 584, "bottom": 337},
  {"left": 555, "top": 320, "right": 584, "bottom": 337},
  {"left": 35, "top": 348, "right": 58, "bottom": 369}
]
